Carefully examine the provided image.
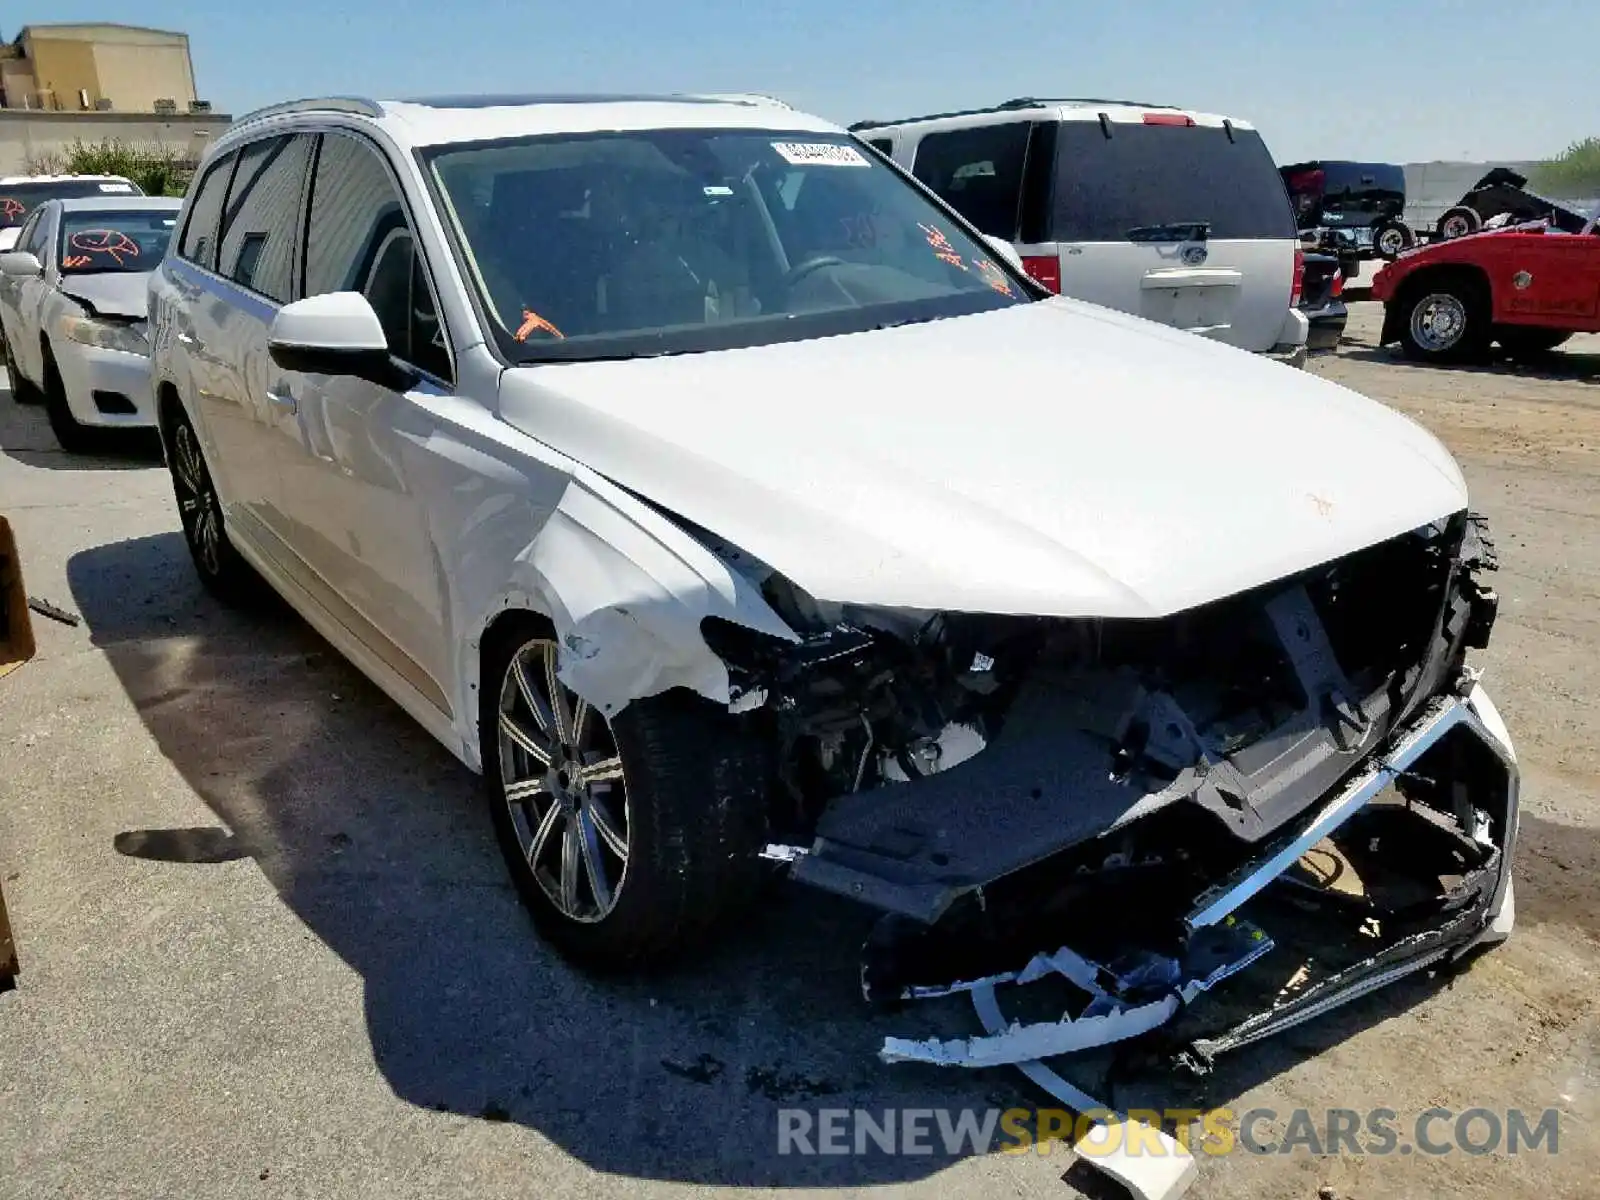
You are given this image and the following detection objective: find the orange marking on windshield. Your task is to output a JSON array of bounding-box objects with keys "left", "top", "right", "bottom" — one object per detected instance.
[
  {"left": 973, "top": 258, "right": 1015, "bottom": 296},
  {"left": 62, "top": 255, "right": 92, "bottom": 269},
  {"left": 0, "top": 198, "right": 23, "bottom": 222},
  {"left": 917, "top": 222, "right": 967, "bottom": 270},
  {"left": 69, "top": 229, "right": 140, "bottom": 265},
  {"left": 515, "top": 309, "right": 565, "bottom": 341}
]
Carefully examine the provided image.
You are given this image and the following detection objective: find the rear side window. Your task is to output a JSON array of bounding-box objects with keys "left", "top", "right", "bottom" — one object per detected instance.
[
  {"left": 217, "top": 134, "right": 316, "bottom": 303},
  {"left": 1052, "top": 122, "right": 1296, "bottom": 242},
  {"left": 911, "top": 123, "right": 1031, "bottom": 239},
  {"left": 864, "top": 137, "right": 893, "bottom": 155},
  {"left": 179, "top": 152, "right": 235, "bottom": 269}
]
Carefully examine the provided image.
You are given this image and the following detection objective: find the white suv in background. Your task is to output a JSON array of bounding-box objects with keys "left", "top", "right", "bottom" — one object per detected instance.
[{"left": 854, "top": 99, "right": 1309, "bottom": 364}]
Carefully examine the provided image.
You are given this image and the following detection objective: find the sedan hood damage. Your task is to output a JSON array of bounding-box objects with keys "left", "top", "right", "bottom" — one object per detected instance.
[
  {"left": 57, "top": 271, "right": 150, "bottom": 320},
  {"left": 499, "top": 298, "right": 1467, "bottom": 619}
]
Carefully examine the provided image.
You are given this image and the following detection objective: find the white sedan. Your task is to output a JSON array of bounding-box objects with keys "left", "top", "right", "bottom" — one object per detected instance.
[{"left": 0, "top": 195, "right": 181, "bottom": 451}]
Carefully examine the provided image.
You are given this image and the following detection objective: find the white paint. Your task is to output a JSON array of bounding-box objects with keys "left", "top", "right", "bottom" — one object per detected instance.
[
  {"left": 146, "top": 92, "right": 1477, "bottom": 774},
  {"left": 498, "top": 299, "right": 1467, "bottom": 620},
  {"left": 269, "top": 291, "right": 389, "bottom": 354}
]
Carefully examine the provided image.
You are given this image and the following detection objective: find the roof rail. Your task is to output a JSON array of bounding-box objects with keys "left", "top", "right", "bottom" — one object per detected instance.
[
  {"left": 852, "top": 96, "right": 1182, "bottom": 130},
  {"left": 230, "top": 96, "right": 384, "bottom": 127},
  {"left": 997, "top": 96, "right": 1179, "bottom": 111}
]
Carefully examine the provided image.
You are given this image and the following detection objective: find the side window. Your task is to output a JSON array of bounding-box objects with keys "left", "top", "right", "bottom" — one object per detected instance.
[
  {"left": 911, "top": 123, "right": 1032, "bottom": 239},
  {"left": 217, "top": 134, "right": 315, "bottom": 303},
  {"left": 179, "top": 152, "right": 235, "bottom": 269},
  {"left": 17, "top": 211, "right": 46, "bottom": 257},
  {"left": 865, "top": 137, "right": 894, "bottom": 156},
  {"left": 305, "top": 133, "right": 451, "bottom": 381}
]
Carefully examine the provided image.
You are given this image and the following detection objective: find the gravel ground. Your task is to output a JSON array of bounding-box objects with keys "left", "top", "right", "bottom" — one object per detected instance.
[{"left": 0, "top": 303, "right": 1595, "bottom": 1200}]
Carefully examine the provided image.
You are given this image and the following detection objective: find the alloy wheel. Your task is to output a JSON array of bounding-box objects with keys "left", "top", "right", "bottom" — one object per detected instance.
[
  {"left": 172, "top": 423, "right": 222, "bottom": 576},
  {"left": 497, "top": 638, "right": 630, "bottom": 923},
  {"left": 1409, "top": 293, "right": 1469, "bottom": 353}
]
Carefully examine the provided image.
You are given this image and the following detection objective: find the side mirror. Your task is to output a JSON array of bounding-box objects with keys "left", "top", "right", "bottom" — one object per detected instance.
[
  {"left": 267, "top": 292, "right": 414, "bottom": 390},
  {"left": 980, "top": 234, "right": 1025, "bottom": 271},
  {"left": 0, "top": 251, "right": 42, "bottom": 278}
]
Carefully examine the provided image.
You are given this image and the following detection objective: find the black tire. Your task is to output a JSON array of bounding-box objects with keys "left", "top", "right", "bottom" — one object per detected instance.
[
  {"left": 163, "top": 402, "right": 260, "bottom": 605},
  {"left": 1438, "top": 206, "right": 1482, "bottom": 241},
  {"left": 482, "top": 620, "right": 769, "bottom": 974},
  {"left": 3, "top": 335, "right": 40, "bottom": 405},
  {"left": 1373, "top": 219, "right": 1414, "bottom": 260},
  {"left": 41, "top": 346, "right": 92, "bottom": 453},
  {"left": 1397, "top": 276, "right": 1490, "bottom": 364},
  {"left": 1496, "top": 327, "right": 1572, "bottom": 358}
]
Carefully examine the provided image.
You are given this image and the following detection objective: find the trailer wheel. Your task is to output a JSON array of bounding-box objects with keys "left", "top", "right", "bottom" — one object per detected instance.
[
  {"left": 1438, "top": 207, "right": 1482, "bottom": 240},
  {"left": 1398, "top": 276, "right": 1490, "bottom": 363},
  {"left": 1373, "top": 219, "right": 1415, "bottom": 260}
]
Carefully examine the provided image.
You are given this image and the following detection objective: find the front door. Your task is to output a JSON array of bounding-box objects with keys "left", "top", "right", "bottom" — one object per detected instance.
[{"left": 268, "top": 131, "right": 456, "bottom": 711}]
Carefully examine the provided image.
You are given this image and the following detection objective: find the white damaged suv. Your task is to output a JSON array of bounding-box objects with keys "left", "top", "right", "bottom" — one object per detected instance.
[{"left": 149, "top": 95, "right": 1516, "bottom": 1022}]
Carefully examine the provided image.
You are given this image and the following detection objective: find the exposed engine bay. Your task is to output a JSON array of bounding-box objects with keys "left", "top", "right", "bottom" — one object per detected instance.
[
  {"left": 700, "top": 509, "right": 1502, "bottom": 915},
  {"left": 693, "top": 508, "right": 1516, "bottom": 1200}
]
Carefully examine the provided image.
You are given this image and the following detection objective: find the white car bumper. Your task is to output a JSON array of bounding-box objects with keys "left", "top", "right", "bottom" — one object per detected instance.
[{"left": 53, "top": 341, "right": 155, "bottom": 428}]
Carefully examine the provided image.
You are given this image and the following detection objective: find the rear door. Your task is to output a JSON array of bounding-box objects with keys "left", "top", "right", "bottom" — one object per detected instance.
[{"left": 1039, "top": 115, "right": 1299, "bottom": 352}]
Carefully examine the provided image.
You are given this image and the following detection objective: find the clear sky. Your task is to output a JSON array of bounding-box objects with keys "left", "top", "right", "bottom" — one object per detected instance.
[{"left": 19, "top": 0, "right": 1594, "bottom": 164}]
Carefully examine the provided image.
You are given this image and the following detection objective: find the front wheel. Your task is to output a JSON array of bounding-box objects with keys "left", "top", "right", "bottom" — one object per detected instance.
[
  {"left": 41, "top": 347, "right": 92, "bottom": 453},
  {"left": 483, "top": 624, "right": 768, "bottom": 973},
  {"left": 1398, "top": 282, "right": 1489, "bottom": 363}
]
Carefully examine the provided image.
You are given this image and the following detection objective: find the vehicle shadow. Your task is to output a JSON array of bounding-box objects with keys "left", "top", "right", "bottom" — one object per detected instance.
[
  {"left": 0, "top": 379, "right": 163, "bottom": 469},
  {"left": 68, "top": 532, "right": 1571, "bottom": 1186},
  {"left": 1337, "top": 344, "right": 1600, "bottom": 383}
]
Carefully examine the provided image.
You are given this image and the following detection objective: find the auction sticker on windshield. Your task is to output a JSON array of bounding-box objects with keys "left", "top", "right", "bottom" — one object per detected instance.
[{"left": 772, "top": 142, "right": 870, "bottom": 167}]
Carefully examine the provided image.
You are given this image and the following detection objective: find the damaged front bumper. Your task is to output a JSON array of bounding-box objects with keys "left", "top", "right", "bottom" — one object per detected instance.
[
  {"left": 878, "top": 685, "right": 1517, "bottom": 1068},
  {"left": 864, "top": 683, "right": 1517, "bottom": 1200}
]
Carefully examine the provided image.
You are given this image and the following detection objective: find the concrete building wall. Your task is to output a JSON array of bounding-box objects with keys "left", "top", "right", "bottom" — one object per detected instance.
[
  {"left": 0, "top": 110, "right": 231, "bottom": 176},
  {"left": 4, "top": 25, "right": 196, "bottom": 113},
  {"left": 90, "top": 41, "right": 197, "bottom": 113}
]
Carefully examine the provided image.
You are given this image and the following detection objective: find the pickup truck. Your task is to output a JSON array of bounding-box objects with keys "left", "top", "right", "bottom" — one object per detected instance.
[{"left": 1373, "top": 214, "right": 1598, "bottom": 362}]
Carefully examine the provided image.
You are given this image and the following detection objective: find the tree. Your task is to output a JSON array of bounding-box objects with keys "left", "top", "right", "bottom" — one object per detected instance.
[
  {"left": 26, "top": 138, "right": 195, "bottom": 197},
  {"left": 1531, "top": 138, "right": 1600, "bottom": 199}
]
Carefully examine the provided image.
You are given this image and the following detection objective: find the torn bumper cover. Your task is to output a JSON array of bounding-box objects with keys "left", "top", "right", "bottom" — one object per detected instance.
[
  {"left": 878, "top": 688, "right": 1518, "bottom": 1069},
  {"left": 870, "top": 685, "right": 1516, "bottom": 1200}
]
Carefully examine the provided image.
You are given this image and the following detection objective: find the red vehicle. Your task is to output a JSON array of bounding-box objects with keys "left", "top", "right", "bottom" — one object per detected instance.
[{"left": 1373, "top": 214, "right": 1599, "bottom": 362}]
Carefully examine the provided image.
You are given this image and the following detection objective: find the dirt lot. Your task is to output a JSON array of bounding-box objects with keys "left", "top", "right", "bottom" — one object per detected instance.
[{"left": 0, "top": 303, "right": 1596, "bottom": 1200}]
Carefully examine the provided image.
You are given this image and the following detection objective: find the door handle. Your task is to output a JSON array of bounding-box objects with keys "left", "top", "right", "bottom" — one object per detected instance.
[{"left": 266, "top": 388, "right": 298, "bottom": 414}]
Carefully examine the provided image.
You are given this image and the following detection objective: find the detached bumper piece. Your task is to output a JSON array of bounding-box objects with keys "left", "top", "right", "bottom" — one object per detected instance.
[{"left": 866, "top": 693, "right": 1518, "bottom": 1200}]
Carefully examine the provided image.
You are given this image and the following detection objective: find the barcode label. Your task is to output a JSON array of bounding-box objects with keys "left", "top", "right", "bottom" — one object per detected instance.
[{"left": 771, "top": 142, "right": 869, "bottom": 168}]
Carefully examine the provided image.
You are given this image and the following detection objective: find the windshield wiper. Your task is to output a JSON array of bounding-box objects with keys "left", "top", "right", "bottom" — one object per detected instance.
[{"left": 1124, "top": 221, "right": 1210, "bottom": 243}]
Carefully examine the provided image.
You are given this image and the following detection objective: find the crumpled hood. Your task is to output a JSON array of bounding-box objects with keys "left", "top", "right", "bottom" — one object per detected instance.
[
  {"left": 497, "top": 299, "right": 1468, "bottom": 619},
  {"left": 57, "top": 271, "right": 150, "bottom": 320}
]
